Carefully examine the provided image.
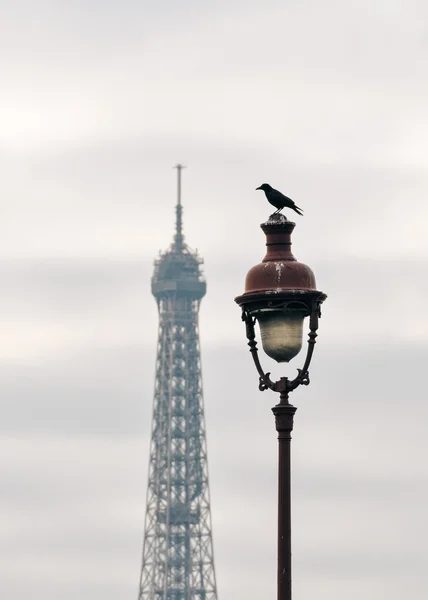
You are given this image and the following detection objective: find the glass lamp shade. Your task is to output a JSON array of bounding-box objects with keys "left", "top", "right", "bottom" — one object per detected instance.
[{"left": 257, "top": 310, "right": 305, "bottom": 363}]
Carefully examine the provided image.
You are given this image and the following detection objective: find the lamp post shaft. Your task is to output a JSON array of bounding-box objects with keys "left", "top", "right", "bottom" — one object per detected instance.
[{"left": 272, "top": 401, "right": 297, "bottom": 600}]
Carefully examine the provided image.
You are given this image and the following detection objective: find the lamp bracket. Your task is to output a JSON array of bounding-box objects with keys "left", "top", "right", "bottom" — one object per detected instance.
[{"left": 241, "top": 298, "right": 321, "bottom": 403}]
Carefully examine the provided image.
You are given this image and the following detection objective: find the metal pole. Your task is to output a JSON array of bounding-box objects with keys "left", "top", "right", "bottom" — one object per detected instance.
[
  {"left": 272, "top": 397, "right": 297, "bottom": 600},
  {"left": 176, "top": 164, "right": 182, "bottom": 206},
  {"left": 173, "top": 164, "right": 185, "bottom": 250}
]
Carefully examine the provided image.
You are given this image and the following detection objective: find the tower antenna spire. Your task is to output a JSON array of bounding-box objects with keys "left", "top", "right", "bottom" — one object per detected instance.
[{"left": 174, "top": 164, "right": 186, "bottom": 251}]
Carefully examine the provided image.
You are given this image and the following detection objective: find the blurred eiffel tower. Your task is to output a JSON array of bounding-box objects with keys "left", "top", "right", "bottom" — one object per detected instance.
[{"left": 137, "top": 166, "right": 218, "bottom": 600}]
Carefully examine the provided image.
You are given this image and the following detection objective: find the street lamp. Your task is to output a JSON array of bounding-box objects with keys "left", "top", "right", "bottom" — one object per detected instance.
[{"left": 235, "top": 213, "right": 327, "bottom": 600}]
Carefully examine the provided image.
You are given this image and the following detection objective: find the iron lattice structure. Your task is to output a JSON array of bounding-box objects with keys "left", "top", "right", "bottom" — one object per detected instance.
[{"left": 138, "top": 166, "right": 218, "bottom": 600}]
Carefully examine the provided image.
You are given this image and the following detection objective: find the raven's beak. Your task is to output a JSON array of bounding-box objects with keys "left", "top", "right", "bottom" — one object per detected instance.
[{"left": 255, "top": 186, "right": 262, "bottom": 190}]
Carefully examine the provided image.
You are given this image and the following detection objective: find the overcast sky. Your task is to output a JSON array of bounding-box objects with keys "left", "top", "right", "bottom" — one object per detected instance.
[{"left": 1, "top": 1, "right": 428, "bottom": 599}]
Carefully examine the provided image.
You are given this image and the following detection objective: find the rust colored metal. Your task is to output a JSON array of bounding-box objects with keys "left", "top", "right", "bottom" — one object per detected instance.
[
  {"left": 235, "top": 214, "right": 325, "bottom": 322},
  {"left": 244, "top": 216, "right": 317, "bottom": 296},
  {"left": 272, "top": 402, "right": 296, "bottom": 600},
  {"left": 235, "top": 214, "right": 326, "bottom": 397},
  {"left": 235, "top": 213, "right": 327, "bottom": 600}
]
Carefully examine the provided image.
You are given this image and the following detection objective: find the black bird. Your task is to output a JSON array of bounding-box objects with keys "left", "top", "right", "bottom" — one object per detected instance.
[{"left": 256, "top": 183, "right": 303, "bottom": 216}]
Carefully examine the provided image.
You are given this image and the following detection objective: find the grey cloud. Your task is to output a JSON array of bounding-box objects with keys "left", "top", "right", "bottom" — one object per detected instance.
[
  {"left": 3, "top": 137, "right": 428, "bottom": 265},
  {"left": 0, "top": 258, "right": 153, "bottom": 317},
  {"left": 1, "top": 345, "right": 153, "bottom": 435},
  {"left": 1, "top": 256, "right": 428, "bottom": 439},
  {"left": 1, "top": 425, "right": 426, "bottom": 600},
  {"left": 1, "top": 1, "right": 428, "bottom": 598}
]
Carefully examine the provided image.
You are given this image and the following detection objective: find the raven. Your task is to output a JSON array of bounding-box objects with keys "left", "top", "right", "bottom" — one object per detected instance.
[{"left": 256, "top": 183, "right": 303, "bottom": 216}]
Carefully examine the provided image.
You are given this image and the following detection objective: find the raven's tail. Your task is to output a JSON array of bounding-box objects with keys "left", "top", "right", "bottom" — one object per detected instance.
[{"left": 293, "top": 204, "right": 304, "bottom": 216}]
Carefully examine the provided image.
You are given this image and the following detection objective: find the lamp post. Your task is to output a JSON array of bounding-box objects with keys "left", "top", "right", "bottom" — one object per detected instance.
[{"left": 235, "top": 213, "right": 327, "bottom": 600}]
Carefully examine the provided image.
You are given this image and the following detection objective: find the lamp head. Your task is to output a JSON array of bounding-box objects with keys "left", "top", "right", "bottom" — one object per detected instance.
[{"left": 235, "top": 214, "right": 326, "bottom": 363}]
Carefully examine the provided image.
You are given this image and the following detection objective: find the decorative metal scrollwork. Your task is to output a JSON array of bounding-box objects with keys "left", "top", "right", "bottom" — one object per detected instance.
[
  {"left": 295, "top": 369, "right": 310, "bottom": 386},
  {"left": 241, "top": 299, "right": 322, "bottom": 402},
  {"left": 259, "top": 375, "right": 271, "bottom": 391}
]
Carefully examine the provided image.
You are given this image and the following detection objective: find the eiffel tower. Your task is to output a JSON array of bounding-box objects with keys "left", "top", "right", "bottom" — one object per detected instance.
[{"left": 137, "top": 166, "right": 218, "bottom": 600}]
